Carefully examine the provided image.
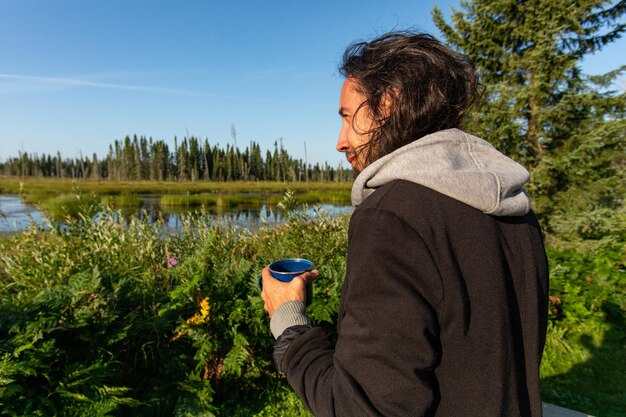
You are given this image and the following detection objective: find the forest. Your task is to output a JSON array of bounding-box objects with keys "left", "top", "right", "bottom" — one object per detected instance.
[{"left": 0, "top": 135, "right": 353, "bottom": 183}]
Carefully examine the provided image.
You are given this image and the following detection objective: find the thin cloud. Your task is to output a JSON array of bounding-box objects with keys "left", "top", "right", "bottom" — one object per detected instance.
[
  {"left": 0, "top": 72, "right": 203, "bottom": 95},
  {"left": 0, "top": 72, "right": 315, "bottom": 104}
]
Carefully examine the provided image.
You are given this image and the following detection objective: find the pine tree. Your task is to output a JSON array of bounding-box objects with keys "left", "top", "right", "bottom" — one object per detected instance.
[
  {"left": 177, "top": 138, "right": 189, "bottom": 181},
  {"left": 225, "top": 144, "right": 234, "bottom": 181},
  {"left": 212, "top": 145, "right": 223, "bottom": 181},
  {"left": 91, "top": 153, "right": 100, "bottom": 180},
  {"left": 188, "top": 137, "right": 200, "bottom": 181},
  {"left": 433, "top": 0, "right": 625, "bottom": 242},
  {"left": 140, "top": 136, "right": 150, "bottom": 180},
  {"left": 202, "top": 140, "right": 212, "bottom": 180},
  {"left": 56, "top": 151, "right": 63, "bottom": 179},
  {"left": 132, "top": 135, "right": 142, "bottom": 180}
]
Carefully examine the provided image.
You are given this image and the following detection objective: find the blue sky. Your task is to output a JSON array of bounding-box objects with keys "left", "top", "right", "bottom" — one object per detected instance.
[{"left": 0, "top": 0, "right": 624, "bottom": 166}]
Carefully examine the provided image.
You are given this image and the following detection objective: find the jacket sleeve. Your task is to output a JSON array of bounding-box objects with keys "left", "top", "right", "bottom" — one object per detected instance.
[{"left": 276, "top": 207, "right": 443, "bottom": 417}]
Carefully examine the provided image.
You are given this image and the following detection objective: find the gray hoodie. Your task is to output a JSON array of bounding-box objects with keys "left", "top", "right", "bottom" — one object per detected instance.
[{"left": 351, "top": 128, "right": 531, "bottom": 217}]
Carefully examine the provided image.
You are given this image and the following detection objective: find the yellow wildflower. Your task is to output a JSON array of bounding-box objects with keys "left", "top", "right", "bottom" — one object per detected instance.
[{"left": 171, "top": 297, "right": 211, "bottom": 341}]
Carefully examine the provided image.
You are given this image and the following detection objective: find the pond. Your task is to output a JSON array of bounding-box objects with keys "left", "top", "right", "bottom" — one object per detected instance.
[{"left": 0, "top": 194, "right": 354, "bottom": 235}]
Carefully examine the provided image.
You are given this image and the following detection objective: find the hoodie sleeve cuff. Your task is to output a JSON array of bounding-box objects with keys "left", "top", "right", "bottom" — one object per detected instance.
[{"left": 270, "top": 300, "right": 312, "bottom": 339}]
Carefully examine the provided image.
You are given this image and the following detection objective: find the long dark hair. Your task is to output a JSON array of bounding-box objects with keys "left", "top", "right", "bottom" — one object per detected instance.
[{"left": 340, "top": 31, "right": 480, "bottom": 166}]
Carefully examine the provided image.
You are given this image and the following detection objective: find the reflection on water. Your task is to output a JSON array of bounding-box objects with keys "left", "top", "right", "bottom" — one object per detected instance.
[
  {"left": 0, "top": 195, "right": 353, "bottom": 235},
  {"left": 0, "top": 195, "right": 46, "bottom": 234}
]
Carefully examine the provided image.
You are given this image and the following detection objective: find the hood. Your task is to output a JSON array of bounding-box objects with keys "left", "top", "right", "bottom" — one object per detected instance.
[{"left": 351, "top": 129, "right": 531, "bottom": 216}]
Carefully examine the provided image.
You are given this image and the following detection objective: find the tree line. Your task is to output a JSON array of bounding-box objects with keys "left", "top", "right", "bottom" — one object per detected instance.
[{"left": 0, "top": 135, "right": 353, "bottom": 182}]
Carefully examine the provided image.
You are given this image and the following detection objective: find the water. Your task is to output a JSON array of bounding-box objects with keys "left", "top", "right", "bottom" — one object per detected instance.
[
  {"left": 0, "top": 195, "right": 46, "bottom": 234},
  {"left": 0, "top": 195, "right": 353, "bottom": 235}
]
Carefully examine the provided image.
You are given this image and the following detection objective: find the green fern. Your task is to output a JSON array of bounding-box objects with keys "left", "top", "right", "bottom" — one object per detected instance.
[{"left": 222, "top": 331, "right": 250, "bottom": 377}]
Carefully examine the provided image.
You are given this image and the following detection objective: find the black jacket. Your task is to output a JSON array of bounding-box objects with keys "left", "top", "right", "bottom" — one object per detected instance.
[{"left": 274, "top": 180, "right": 549, "bottom": 417}]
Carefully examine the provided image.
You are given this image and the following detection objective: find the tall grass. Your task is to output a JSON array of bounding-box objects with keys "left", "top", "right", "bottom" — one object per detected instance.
[
  {"left": 99, "top": 194, "right": 142, "bottom": 207},
  {"left": 38, "top": 193, "right": 101, "bottom": 219}
]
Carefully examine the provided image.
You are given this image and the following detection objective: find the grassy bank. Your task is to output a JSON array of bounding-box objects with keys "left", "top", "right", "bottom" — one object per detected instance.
[
  {"left": 0, "top": 198, "right": 623, "bottom": 415},
  {"left": 0, "top": 177, "right": 352, "bottom": 197}
]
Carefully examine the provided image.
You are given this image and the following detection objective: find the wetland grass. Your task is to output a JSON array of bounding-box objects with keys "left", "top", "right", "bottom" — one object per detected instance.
[
  {"left": 160, "top": 193, "right": 264, "bottom": 208},
  {"left": 1, "top": 177, "right": 352, "bottom": 218},
  {"left": 39, "top": 193, "right": 100, "bottom": 219},
  {"left": 160, "top": 193, "right": 219, "bottom": 207},
  {"left": 159, "top": 190, "right": 352, "bottom": 208},
  {"left": 0, "top": 177, "right": 352, "bottom": 197},
  {"left": 100, "top": 194, "right": 143, "bottom": 207}
]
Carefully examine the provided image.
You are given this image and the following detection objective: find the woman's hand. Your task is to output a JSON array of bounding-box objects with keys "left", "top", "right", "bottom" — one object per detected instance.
[{"left": 260, "top": 266, "right": 319, "bottom": 316}]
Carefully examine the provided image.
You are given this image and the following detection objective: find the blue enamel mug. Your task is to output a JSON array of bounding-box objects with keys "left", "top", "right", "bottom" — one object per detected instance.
[{"left": 259, "top": 258, "right": 314, "bottom": 306}]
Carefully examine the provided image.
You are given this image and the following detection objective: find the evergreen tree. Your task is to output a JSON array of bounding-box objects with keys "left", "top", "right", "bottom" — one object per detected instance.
[
  {"left": 0, "top": 136, "right": 351, "bottom": 183},
  {"left": 225, "top": 144, "right": 234, "bottom": 181},
  {"left": 212, "top": 145, "right": 223, "bottom": 181},
  {"left": 251, "top": 142, "right": 264, "bottom": 181},
  {"left": 132, "top": 135, "right": 142, "bottom": 180},
  {"left": 140, "top": 136, "right": 150, "bottom": 180},
  {"left": 177, "top": 138, "right": 189, "bottom": 181},
  {"left": 433, "top": 0, "right": 625, "bottom": 242},
  {"left": 46, "top": 155, "right": 53, "bottom": 177},
  {"left": 202, "top": 140, "right": 212, "bottom": 180},
  {"left": 188, "top": 137, "right": 200, "bottom": 181},
  {"left": 91, "top": 153, "right": 100, "bottom": 180}
]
